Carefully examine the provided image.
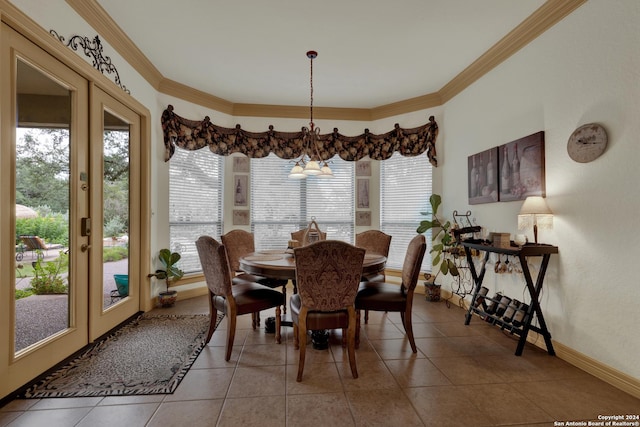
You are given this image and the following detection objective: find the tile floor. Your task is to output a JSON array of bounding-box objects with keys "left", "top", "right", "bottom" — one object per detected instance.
[{"left": 1, "top": 289, "right": 639, "bottom": 426}]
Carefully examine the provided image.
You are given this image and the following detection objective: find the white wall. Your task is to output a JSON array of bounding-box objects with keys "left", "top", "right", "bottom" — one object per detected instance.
[
  {"left": 439, "top": 0, "right": 640, "bottom": 379},
  {"left": 10, "top": 0, "right": 639, "bottom": 381}
]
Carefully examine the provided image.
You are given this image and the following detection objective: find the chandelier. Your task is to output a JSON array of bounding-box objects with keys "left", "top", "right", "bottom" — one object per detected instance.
[{"left": 288, "top": 50, "right": 333, "bottom": 179}]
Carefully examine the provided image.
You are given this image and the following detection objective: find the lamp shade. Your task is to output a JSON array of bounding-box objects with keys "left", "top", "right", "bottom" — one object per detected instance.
[
  {"left": 518, "top": 196, "right": 553, "bottom": 243},
  {"left": 519, "top": 196, "right": 552, "bottom": 215}
]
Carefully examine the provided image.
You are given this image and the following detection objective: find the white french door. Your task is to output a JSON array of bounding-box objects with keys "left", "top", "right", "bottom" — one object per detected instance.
[{"left": 1, "top": 23, "right": 142, "bottom": 399}]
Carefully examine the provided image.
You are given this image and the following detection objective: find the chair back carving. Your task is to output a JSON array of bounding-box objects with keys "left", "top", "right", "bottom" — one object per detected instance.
[
  {"left": 294, "top": 240, "right": 365, "bottom": 311},
  {"left": 355, "top": 230, "right": 392, "bottom": 257},
  {"left": 196, "top": 235, "right": 233, "bottom": 297},
  {"left": 401, "top": 234, "right": 427, "bottom": 293},
  {"left": 221, "top": 229, "right": 256, "bottom": 272}
]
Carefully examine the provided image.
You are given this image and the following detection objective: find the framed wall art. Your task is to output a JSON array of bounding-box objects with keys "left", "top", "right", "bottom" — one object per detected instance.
[
  {"left": 356, "top": 160, "right": 371, "bottom": 176},
  {"left": 357, "top": 179, "right": 370, "bottom": 209},
  {"left": 498, "top": 131, "right": 545, "bottom": 202},
  {"left": 356, "top": 211, "right": 371, "bottom": 226},
  {"left": 233, "top": 175, "right": 248, "bottom": 207},
  {"left": 232, "top": 156, "right": 250, "bottom": 173},
  {"left": 468, "top": 147, "right": 499, "bottom": 204},
  {"left": 232, "top": 210, "right": 249, "bottom": 225}
]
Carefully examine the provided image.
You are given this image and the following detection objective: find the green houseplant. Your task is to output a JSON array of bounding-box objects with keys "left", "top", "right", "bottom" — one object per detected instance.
[
  {"left": 148, "top": 248, "right": 184, "bottom": 307},
  {"left": 416, "top": 194, "right": 461, "bottom": 300}
]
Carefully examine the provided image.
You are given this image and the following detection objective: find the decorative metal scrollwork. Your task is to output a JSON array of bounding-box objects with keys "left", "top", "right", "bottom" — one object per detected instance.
[{"left": 50, "top": 30, "right": 130, "bottom": 94}]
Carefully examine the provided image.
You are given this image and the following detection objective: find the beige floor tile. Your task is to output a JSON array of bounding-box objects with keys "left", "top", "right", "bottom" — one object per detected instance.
[
  {"left": 29, "top": 397, "right": 103, "bottom": 410},
  {"left": 0, "top": 411, "right": 22, "bottom": 426},
  {"left": 0, "top": 399, "right": 38, "bottom": 412},
  {"left": 429, "top": 355, "right": 503, "bottom": 385},
  {"left": 286, "top": 362, "right": 342, "bottom": 394},
  {"left": 338, "top": 360, "right": 400, "bottom": 392},
  {"left": 227, "top": 365, "right": 286, "bottom": 398},
  {"left": 517, "top": 376, "right": 640, "bottom": 420},
  {"left": 287, "top": 341, "right": 334, "bottom": 366},
  {"left": 333, "top": 338, "right": 382, "bottom": 364},
  {"left": 164, "top": 367, "right": 234, "bottom": 401},
  {"left": 408, "top": 321, "right": 447, "bottom": 338},
  {"left": 192, "top": 345, "right": 241, "bottom": 368},
  {"left": 405, "top": 385, "right": 495, "bottom": 426},
  {"left": 5, "top": 407, "right": 92, "bottom": 427},
  {"left": 287, "top": 393, "right": 354, "bottom": 427},
  {"left": 384, "top": 358, "right": 452, "bottom": 388},
  {"left": 238, "top": 343, "right": 286, "bottom": 367},
  {"left": 368, "top": 337, "right": 426, "bottom": 360},
  {"left": 98, "top": 394, "right": 164, "bottom": 406},
  {"left": 217, "top": 395, "right": 285, "bottom": 427},
  {"left": 461, "top": 383, "right": 554, "bottom": 425},
  {"left": 414, "top": 336, "right": 470, "bottom": 358},
  {"left": 347, "top": 388, "right": 424, "bottom": 426},
  {"left": 360, "top": 322, "right": 406, "bottom": 341},
  {"left": 147, "top": 399, "right": 223, "bottom": 427},
  {"left": 76, "top": 402, "right": 159, "bottom": 427}
]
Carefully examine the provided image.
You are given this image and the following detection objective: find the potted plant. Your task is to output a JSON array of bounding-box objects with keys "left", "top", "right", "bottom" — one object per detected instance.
[
  {"left": 416, "top": 194, "right": 461, "bottom": 301},
  {"left": 148, "top": 248, "right": 184, "bottom": 307}
]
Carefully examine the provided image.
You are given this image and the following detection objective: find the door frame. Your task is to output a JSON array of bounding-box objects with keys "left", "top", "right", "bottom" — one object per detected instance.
[{"left": 1, "top": 6, "right": 152, "bottom": 400}]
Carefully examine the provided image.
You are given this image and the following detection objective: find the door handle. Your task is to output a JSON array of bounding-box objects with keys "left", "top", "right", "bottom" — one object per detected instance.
[{"left": 81, "top": 244, "right": 91, "bottom": 252}]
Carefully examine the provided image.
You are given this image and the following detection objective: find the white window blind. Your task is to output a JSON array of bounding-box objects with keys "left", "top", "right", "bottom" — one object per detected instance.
[
  {"left": 251, "top": 153, "right": 354, "bottom": 250},
  {"left": 169, "top": 148, "right": 224, "bottom": 273},
  {"left": 380, "top": 152, "right": 432, "bottom": 271}
]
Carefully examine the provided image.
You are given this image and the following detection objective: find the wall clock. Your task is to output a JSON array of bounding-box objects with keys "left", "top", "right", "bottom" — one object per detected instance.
[{"left": 567, "top": 123, "right": 608, "bottom": 163}]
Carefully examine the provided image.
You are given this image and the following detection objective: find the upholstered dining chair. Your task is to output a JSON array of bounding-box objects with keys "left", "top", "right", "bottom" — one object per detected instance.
[
  {"left": 355, "top": 230, "right": 392, "bottom": 324},
  {"left": 222, "top": 229, "right": 289, "bottom": 315},
  {"left": 355, "top": 234, "right": 426, "bottom": 353},
  {"left": 290, "top": 240, "right": 365, "bottom": 382},
  {"left": 196, "top": 235, "right": 283, "bottom": 361}
]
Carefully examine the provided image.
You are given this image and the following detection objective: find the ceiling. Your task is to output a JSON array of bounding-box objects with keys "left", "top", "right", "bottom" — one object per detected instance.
[{"left": 91, "top": 0, "right": 551, "bottom": 110}]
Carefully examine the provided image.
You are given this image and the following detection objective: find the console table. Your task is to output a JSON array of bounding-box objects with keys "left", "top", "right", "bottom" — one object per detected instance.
[{"left": 461, "top": 240, "right": 558, "bottom": 356}]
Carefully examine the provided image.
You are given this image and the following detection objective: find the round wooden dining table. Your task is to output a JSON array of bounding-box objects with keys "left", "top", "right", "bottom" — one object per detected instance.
[{"left": 239, "top": 249, "right": 387, "bottom": 282}]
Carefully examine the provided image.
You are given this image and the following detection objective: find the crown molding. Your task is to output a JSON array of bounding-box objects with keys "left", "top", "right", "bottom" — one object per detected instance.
[
  {"left": 65, "top": 0, "right": 163, "bottom": 88},
  {"left": 66, "top": 0, "right": 586, "bottom": 120},
  {"left": 439, "top": 0, "right": 587, "bottom": 103}
]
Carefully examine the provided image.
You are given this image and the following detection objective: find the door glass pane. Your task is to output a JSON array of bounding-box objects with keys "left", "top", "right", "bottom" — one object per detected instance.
[
  {"left": 14, "top": 60, "right": 71, "bottom": 352},
  {"left": 102, "top": 111, "right": 130, "bottom": 309}
]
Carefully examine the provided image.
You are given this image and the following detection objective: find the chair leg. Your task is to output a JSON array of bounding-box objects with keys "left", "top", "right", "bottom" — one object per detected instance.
[
  {"left": 282, "top": 285, "right": 287, "bottom": 314},
  {"left": 296, "top": 313, "right": 307, "bottom": 382},
  {"left": 206, "top": 292, "right": 217, "bottom": 344},
  {"left": 355, "top": 309, "right": 361, "bottom": 349},
  {"left": 401, "top": 311, "right": 417, "bottom": 353},
  {"left": 347, "top": 307, "right": 358, "bottom": 379},
  {"left": 364, "top": 309, "right": 369, "bottom": 324},
  {"left": 293, "top": 323, "right": 299, "bottom": 350},
  {"left": 275, "top": 306, "right": 282, "bottom": 344},
  {"left": 225, "top": 312, "right": 237, "bottom": 361}
]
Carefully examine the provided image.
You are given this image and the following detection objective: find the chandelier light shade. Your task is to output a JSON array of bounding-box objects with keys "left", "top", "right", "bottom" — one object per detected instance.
[
  {"left": 518, "top": 196, "right": 553, "bottom": 244},
  {"left": 288, "top": 50, "right": 333, "bottom": 179}
]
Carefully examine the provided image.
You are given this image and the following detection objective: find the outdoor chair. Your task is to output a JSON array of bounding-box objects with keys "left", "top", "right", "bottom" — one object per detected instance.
[
  {"left": 355, "top": 234, "right": 426, "bottom": 353},
  {"left": 15, "top": 235, "right": 62, "bottom": 261},
  {"left": 290, "top": 240, "right": 365, "bottom": 381},
  {"left": 196, "top": 235, "right": 283, "bottom": 361}
]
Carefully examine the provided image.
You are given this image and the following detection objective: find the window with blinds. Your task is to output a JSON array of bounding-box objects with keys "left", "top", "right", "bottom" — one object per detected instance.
[
  {"left": 380, "top": 152, "right": 432, "bottom": 271},
  {"left": 169, "top": 148, "right": 224, "bottom": 273},
  {"left": 251, "top": 153, "right": 354, "bottom": 250}
]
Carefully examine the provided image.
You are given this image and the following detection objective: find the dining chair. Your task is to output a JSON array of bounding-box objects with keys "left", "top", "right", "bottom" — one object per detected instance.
[
  {"left": 355, "top": 230, "right": 392, "bottom": 324},
  {"left": 222, "top": 229, "right": 289, "bottom": 315},
  {"left": 196, "top": 235, "right": 283, "bottom": 361},
  {"left": 355, "top": 234, "right": 426, "bottom": 353},
  {"left": 290, "top": 240, "right": 365, "bottom": 381}
]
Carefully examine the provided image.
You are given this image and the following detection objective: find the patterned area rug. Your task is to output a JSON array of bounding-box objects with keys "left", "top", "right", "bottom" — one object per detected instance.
[{"left": 22, "top": 313, "right": 221, "bottom": 398}]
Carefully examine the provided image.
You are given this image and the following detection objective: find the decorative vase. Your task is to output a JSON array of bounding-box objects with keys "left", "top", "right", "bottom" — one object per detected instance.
[
  {"left": 425, "top": 282, "right": 441, "bottom": 302},
  {"left": 158, "top": 290, "right": 178, "bottom": 307}
]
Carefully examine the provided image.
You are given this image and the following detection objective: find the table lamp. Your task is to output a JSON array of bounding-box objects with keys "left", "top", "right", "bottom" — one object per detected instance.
[{"left": 518, "top": 196, "right": 553, "bottom": 244}]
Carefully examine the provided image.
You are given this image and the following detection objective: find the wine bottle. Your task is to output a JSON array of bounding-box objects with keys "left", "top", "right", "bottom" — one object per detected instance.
[
  {"left": 511, "top": 143, "right": 520, "bottom": 187},
  {"left": 486, "top": 150, "right": 494, "bottom": 189},
  {"left": 500, "top": 145, "right": 510, "bottom": 194},
  {"left": 470, "top": 156, "right": 478, "bottom": 197}
]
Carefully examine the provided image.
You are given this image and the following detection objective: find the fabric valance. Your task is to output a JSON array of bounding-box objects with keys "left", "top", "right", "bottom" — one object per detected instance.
[{"left": 161, "top": 105, "right": 439, "bottom": 166}]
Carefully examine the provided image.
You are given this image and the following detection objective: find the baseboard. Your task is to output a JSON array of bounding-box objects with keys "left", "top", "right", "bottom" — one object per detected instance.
[{"left": 441, "top": 289, "right": 640, "bottom": 400}]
